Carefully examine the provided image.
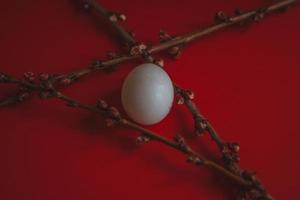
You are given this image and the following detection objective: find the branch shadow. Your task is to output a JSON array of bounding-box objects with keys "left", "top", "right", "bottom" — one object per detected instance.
[
  {"left": 71, "top": 87, "right": 139, "bottom": 153},
  {"left": 136, "top": 145, "right": 235, "bottom": 198}
]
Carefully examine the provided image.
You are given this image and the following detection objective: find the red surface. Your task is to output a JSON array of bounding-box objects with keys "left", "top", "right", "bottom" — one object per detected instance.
[{"left": 0, "top": 0, "right": 299, "bottom": 199}]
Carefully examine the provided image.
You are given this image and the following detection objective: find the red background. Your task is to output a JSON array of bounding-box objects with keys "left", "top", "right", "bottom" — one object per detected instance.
[{"left": 0, "top": 0, "right": 299, "bottom": 199}]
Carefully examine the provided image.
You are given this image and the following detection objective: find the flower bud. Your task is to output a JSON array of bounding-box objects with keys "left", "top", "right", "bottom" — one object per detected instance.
[{"left": 96, "top": 99, "right": 108, "bottom": 110}]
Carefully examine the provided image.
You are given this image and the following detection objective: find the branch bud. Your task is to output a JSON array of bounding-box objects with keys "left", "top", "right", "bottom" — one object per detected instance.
[
  {"left": 174, "top": 134, "right": 189, "bottom": 151},
  {"left": 108, "top": 106, "right": 121, "bottom": 119},
  {"left": 215, "top": 11, "right": 232, "bottom": 23},
  {"left": 154, "top": 58, "right": 164, "bottom": 67},
  {"left": 187, "top": 156, "right": 203, "bottom": 165},
  {"left": 118, "top": 13, "right": 126, "bottom": 21},
  {"left": 109, "top": 14, "right": 118, "bottom": 22},
  {"left": 96, "top": 99, "right": 108, "bottom": 110},
  {"left": 195, "top": 118, "right": 208, "bottom": 135},
  {"left": 253, "top": 8, "right": 267, "bottom": 22},
  {"left": 136, "top": 135, "right": 150, "bottom": 145},
  {"left": 60, "top": 78, "right": 71, "bottom": 85},
  {"left": 159, "top": 30, "right": 172, "bottom": 43},
  {"left": 39, "top": 73, "right": 49, "bottom": 81},
  {"left": 0, "top": 73, "right": 10, "bottom": 83},
  {"left": 176, "top": 94, "right": 185, "bottom": 105},
  {"left": 23, "top": 72, "right": 35, "bottom": 82},
  {"left": 222, "top": 142, "right": 240, "bottom": 165},
  {"left": 185, "top": 90, "right": 194, "bottom": 100},
  {"left": 130, "top": 43, "right": 147, "bottom": 56},
  {"left": 168, "top": 46, "right": 181, "bottom": 59}
]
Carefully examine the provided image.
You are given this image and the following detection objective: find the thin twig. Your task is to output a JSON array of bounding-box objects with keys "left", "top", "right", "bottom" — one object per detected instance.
[
  {"left": 85, "top": 0, "right": 136, "bottom": 46},
  {"left": 53, "top": 0, "right": 297, "bottom": 84},
  {"left": 55, "top": 92, "right": 253, "bottom": 188},
  {"left": 1, "top": 72, "right": 254, "bottom": 189}
]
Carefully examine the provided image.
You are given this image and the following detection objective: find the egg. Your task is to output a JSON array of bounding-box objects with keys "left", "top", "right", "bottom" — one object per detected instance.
[{"left": 121, "top": 63, "right": 174, "bottom": 125}]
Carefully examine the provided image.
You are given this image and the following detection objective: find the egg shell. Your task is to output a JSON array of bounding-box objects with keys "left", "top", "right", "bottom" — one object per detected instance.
[{"left": 121, "top": 63, "right": 174, "bottom": 125}]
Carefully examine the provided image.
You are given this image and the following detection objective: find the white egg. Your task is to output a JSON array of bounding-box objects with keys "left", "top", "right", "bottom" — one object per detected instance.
[{"left": 121, "top": 63, "right": 174, "bottom": 125}]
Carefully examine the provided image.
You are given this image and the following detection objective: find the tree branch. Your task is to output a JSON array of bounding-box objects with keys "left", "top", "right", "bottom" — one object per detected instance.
[
  {"left": 52, "top": 0, "right": 297, "bottom": 85},
  {"left": 54, "top": 91, "right": 253, "bottom": 188}
]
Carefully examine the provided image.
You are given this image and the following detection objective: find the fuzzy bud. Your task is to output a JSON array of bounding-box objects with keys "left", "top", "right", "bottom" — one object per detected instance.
[
  {"left": 253, "top": 8, "right": 267, "bottom": 22},
  {"left": 130, "top": 43, "right": 147, "bottom": 56},
  {"left": 108, "top": 106, "right": 120, "bottom": 119},
  {"left": 185, "top": 90, "right": 194, "bottom": 100},
  {"left": 159, "top": 30, "right": 172, "bottom": 43},
  {"left": 118, "top": 14, "right": 126, "bottom": 21},
  {"left": 23, "top": 72, "right": 35, "bottom": 82},
  {"left": 136, "top": 135, "right": 150, "bottom": 145},
  {"left": 60, "top": 78, "right": 71, "bottom": 85},
  {"left": 96, "top": 99, "right": 108, "bottom": 110},
  {"left": 0, "top": 73, "right": 9, "bottom": 83},
  {"left": 194, "top": 119, "right": 207, "bottom": 135},
  {"left": 39, "top": 73, "right": 49, "bottom": 81},
  {"left": 154, "top": 59, "right": 164, "bottom": 67},
  {"left": 231, "top": 143, "right": 240, "bottom": 153},
  {"left": 168, "top": 46, "right": 181, "bottom": 59},
  {"left": 174, "top": 134, "right": 185, "bottom": 144},
  {"left": 176, "top": 95, "right": 185, "bottom": 105},
  {"left": 187, "top": 156, "right": 203, "bottom": 165},
  {"left": 215, "top": 11, "right": 231, "bottom": 23},
  {"left": 174, "top": 134, "right": 189, "bottom": 150},
  {"left": 109, "top": 14, "right": 118, "bottom": 22}
]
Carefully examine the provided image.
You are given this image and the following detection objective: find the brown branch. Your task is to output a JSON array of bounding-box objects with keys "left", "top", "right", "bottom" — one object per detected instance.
[
  {"left": 54, "top": 91, "right": 253, "bottom": 188},
  {"left": 174, "top": 86, "right": 224, "bottom": 146},
  {"left": 52, "top": 0, "right": 297, "bottom": 85},
  {"left": 84, "top": 0, "right": 136, "bottom": 47},
  {"left": 0, "top": 71, "right": 254, "bottom": 189},
  {"left": 149, "top": 0, "right": 297, "bottom": 54}
]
